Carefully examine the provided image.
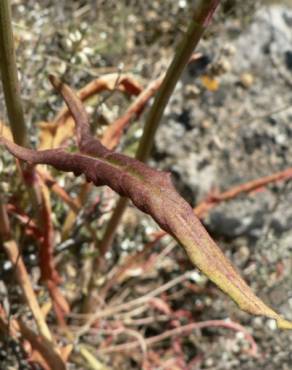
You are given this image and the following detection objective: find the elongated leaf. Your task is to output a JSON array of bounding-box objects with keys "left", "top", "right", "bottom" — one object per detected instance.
[{"left": 1, "top": 77, "right": 292, "bottom": 330}]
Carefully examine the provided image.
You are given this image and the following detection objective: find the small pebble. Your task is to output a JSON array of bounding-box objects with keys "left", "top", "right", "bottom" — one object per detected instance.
[
  {"left": 267, "top": 319, "right": 277, "bottom": 331},
  {"left": 234, "top": 245, "right": 250, "bottom": 266},
  {"left": 185, "top": 84, "right": 200, "bottom": 98},
  {"left": 222, "top": 43, "right": 236, "bottom": 56},
  {"left": 240, "top": 73, "right": 254, "bottom": 88}
]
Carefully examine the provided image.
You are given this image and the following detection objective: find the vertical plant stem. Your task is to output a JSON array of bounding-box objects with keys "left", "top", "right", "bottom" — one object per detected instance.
[
  {"left": 0, "top": 196, "right": 53, "bottom": 343},
  {"left": 96, "top": 0, "right": 221, "bottom": 261},
  {"left": 0, "top": 0, "right": 65, "bottom": 337},
  {"left": 0, "top": 0, "right": 27, "bottom": 146},
  {"left": 98, "top": 197, "right": 128, "bottom": 257},
  {"left": 0, "top": 0, "right": 43, "bottom": 205},
  {"left": 0, "top": 0, "right": 42, "bottom": 211},
  {"left": 3, "top": 239, "right": 54, "bottom": 341},
  {"left": 0, "top": 0, "right": 55, "bottom": 257},
  {"left": 136, "top": 0, "right": 220, "bottom": 162}
]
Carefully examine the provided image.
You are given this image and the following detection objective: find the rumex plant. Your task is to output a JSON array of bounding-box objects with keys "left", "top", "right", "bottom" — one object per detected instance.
[
  {"left": 1, "top": 0, "right": 292, "bottom": 369},
  {"left": 2, "top": 74, "right": 292, "bottom": 330}
]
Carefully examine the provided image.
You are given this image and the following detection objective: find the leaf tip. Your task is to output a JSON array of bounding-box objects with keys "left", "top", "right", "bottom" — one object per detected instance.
[
  {"left": 48, "top": 74, "right": 62, "bottom": 90},
  {"left": 276, "top": 317, "right": 292, "bottom": 330}
]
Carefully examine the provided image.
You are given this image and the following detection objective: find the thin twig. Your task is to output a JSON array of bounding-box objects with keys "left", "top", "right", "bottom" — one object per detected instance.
[
  {"left": 0, "top": 303, "right": 70, "bottom": 369},
  {"left": 75, "top": 272, "right": 193, "bottom": 339},
  {"left": 194, "top": 167, "right": 292, "bottom": 217},
  {"left": 0, "top": 193, "right": 53, "bottom": 342},
  {"left": 102, "top": 75, "right": 164, "bottom": 149},
  {"left": 77, "top": 345, "right": 111, "bottom": 370},
  {"left": 97, "top": 320, "right": 258, "bottom": 357}
]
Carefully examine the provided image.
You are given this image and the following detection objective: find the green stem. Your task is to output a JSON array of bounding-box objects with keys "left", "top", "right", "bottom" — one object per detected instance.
[
  {"left": 82, "top": 197, "right": 128, "bottom": 312},
  {"left": 0, "top": 1, "right": 42, "bottom": 210},
  {"left": 0, "top": 1, "right": 53, "bottom": 338},
  {"left": 0, "top": 1, "right": 61, "bottom": 331},
  {"left": 96, "top": 0, "right": 220, "bottom": 261},
  {"left": 99, "top": 197, "right": 128, "bottom": 256},
  {"left": 136, "top": 0, "right": 220, "bottom": 162},
  {"left": 0, "top": 0, "right": 27, "bottom": 146}
]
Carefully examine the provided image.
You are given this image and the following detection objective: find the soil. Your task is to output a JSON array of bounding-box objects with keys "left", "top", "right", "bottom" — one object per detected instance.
[{"left": 1, "top": 1, "right": 292, "bottom": 369}]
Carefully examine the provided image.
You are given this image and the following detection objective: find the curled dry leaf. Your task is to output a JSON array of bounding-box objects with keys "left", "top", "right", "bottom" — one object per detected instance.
[
  {"left": 1, "top": 76, "right": 292, "bottom": 330},
  {"left": 39, "top": 74, "right": 143, "bottom": 150}
]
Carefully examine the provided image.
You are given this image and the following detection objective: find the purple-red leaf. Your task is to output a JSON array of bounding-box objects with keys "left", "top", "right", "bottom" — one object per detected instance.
[{"left": 1, "top": 76, "right": 292, "bottom": 329}]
